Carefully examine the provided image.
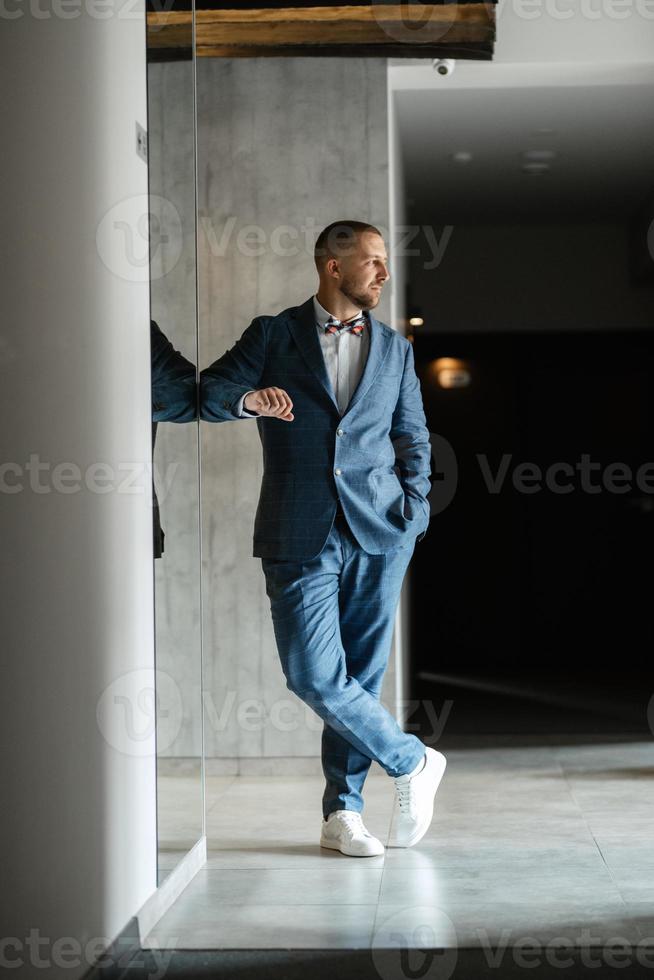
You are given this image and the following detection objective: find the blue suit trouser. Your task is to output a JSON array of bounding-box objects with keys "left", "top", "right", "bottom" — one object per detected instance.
[{"left": 261, "top": 509, "right": 425, "bottom": 819}]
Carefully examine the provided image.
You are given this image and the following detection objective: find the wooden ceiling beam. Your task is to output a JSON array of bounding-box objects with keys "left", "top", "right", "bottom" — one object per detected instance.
[{"left": 147, "top": 4, "right": 495, "bottom": 58}]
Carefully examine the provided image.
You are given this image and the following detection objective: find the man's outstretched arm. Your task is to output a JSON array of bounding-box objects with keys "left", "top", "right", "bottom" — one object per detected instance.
[
  {"left": 199, "top": 316, "right": 269, "bottom": 422},
  {"left": 151, "top": 320, "right": 198, "bottom": 423},
  {"left": 200, "top": 316, "right": 294, "bottom": 423}
]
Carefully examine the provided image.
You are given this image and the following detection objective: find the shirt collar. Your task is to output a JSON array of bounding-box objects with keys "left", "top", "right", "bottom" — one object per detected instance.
[{"left": 313, "top": 293, "right": 363, "bottom": 329}]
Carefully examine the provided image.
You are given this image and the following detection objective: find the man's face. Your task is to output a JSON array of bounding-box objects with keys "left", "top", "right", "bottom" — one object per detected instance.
[{"left": 338, "top": 232, "right": 390, "bottom": 310}]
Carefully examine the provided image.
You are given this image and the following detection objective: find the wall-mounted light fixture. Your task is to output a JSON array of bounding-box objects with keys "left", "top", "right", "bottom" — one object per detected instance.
[
  {"left": 432, "top": 357, "right": 471, "bottom": 389},
  {"left": 406, "top": 306, "right": 424, "bottom": 344},
  {"left": 521, "top": 148, "right": 556, "bottom": 176}
]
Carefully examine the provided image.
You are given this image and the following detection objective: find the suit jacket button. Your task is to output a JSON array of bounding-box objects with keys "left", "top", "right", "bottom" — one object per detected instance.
[
  {"left": 336, "top": 428, "right": 344, "bottom": 436},
  {"left": 334, "top": 468, "right": 342, "bottom": 476}
]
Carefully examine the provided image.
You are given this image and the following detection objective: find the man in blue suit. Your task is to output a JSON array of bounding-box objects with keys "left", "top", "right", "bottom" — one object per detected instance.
[{"left": 200, "top": 220, "right": 446, "bottom": 856}]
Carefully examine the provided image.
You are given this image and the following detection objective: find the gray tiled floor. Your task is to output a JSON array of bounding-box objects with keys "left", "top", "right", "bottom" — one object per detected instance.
[{"left": 143, "top": 739, "right": 654, "bottom": 950}]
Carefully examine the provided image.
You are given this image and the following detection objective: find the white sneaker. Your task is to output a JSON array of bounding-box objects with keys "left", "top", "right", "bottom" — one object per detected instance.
[
  {"left": 388, "top": 746, "right": 447, "bottom": 848},
  {"left": 320, "top": 809, "right": 385, "bottom": 857}
]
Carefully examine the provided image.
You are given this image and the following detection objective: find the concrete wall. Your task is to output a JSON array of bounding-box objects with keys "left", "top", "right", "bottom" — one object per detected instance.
[
  {"left": 1, "top": 4, "right": 156, "bottom": 977},
  {"left": 196, "top": 57, "right": 396, "bottom": 768},
  {"left": 148, "top": 60, "right": 203, "bottom": 761}
]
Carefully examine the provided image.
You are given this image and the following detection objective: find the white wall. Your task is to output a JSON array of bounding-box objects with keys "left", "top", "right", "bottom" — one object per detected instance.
[
  {"left": 492, "top": 0, "right": 654, "bottom": 65},
  {"left": 0, "top": 4, "right": 156, "bottom": 977}
]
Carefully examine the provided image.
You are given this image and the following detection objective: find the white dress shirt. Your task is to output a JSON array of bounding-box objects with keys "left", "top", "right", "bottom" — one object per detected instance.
[{"left": 236, "top": 294, "right": 370, "bottom": 418}]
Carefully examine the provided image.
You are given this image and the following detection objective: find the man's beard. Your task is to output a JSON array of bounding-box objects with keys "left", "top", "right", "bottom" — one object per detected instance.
[{"left": 340, "top": 276, "right": 381, "bottom": 311}]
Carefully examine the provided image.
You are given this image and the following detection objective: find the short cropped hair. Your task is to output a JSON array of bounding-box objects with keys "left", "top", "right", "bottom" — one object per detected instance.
[{"left": 314, "top": 220, "right": 383, "bottom": 269}]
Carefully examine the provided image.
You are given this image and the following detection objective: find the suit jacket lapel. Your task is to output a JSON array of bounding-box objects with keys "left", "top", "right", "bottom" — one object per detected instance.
[{"left": 287, "top": 296, "right": 392, "bottom": 418}]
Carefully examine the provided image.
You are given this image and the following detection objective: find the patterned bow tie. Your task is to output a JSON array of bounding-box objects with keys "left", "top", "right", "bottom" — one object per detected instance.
[{"left": 324, "top": 314, "right": 366, "bottom": 336}]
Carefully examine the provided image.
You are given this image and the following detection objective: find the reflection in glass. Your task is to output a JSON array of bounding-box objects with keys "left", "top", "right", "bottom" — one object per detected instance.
[
  {"left": 151, "top": 319, "right": 197, "bottom": 559},
  {"left": 147, "top": 0, "right": 203, "bottom": 885}
]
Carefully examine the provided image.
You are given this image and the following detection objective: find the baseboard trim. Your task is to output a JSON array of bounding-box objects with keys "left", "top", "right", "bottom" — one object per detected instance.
[
  {"left": 137, "top": 835, "right": 207, "bottom": 946},
  {"left": 81, "top": 838, "right": 207, "bottom": 977},
  {"left": 81, "top": 916, "right": 141, "bottom": 980}
]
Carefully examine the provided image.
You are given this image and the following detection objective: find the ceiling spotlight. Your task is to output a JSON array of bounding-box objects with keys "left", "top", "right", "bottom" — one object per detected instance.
[
  {"left": 451, "top": 151, "right": 473, "bottom": 165},
  {"left": 522, "top": 162, "right": 550, "bottom": 175},
  {"left": 523, "top": 149, "right": 556, "bottom": 162},
  {"left": 408, "top": 306, "right": 424, "bottom": 329}
]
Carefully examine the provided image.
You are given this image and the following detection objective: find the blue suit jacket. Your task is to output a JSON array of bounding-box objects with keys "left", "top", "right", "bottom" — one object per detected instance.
[{"left": 199, "top": 296, "right": 432, "bottom": 560}]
